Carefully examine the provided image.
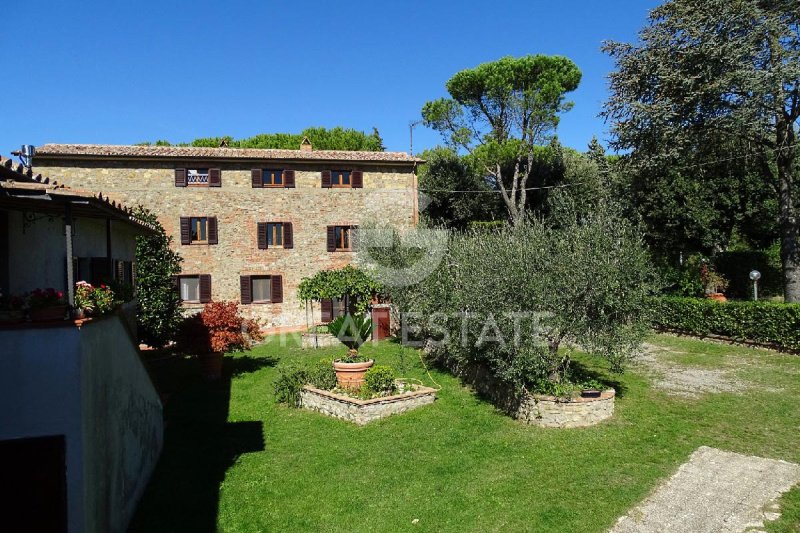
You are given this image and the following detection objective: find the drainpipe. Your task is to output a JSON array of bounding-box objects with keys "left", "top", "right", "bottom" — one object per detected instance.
[{"left": 65, "top": 204, "right": 75, "bottom": 307}]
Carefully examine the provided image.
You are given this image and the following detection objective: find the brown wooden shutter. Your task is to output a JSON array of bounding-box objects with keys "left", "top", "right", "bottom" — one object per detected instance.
[
  {"left": 271, "top": 275, "right": 283, "bottom": 303},
  {"left": 251, "top": 169, "right": 263, "bottom": 188},
  {"left": 199, "top": 274, "right": 212, "bottom": 303},
  {"left": 209, "top": 168, "right": 222, "bottom": 187},
  {"left": 283, "top": 222, "right": 293, "bottom": 249},
  {"left": 321, "top": 170, "right": 332, "bottom": 188},
  {"left": 257, "top": 222, "right": 267, "bottom": 249},
  {"left": 351, "top": 170, "right": 363, "bottom": 188},
  {"left": 321, "top": 298, "right": 333, "bottom": 323},
  {"left": 180, "top": 217, "right": 191, "bottom": 245},
  {"left": 240, "top": 275, "right": 252, "bottom": 304},
  {"left": 207, "top": 217, "right": 218, "bottom": 245},
  {"left": 283, "top": 170, "right": 296, "bottom": 188},
  {"left": 175, "top": 168, "right": 187, "bottom": 187},
  {"left": 326, "top": 226, "right": 336, "bottom": 251}
]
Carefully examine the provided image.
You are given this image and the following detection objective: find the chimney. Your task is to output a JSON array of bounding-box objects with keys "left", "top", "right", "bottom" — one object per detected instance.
[{"left": 300, "top": 136, "right": 312, "bottom": 152}]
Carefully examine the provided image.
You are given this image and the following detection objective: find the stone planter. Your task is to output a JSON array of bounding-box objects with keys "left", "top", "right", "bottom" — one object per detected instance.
[
  {"left": 301, "top": 333, "right": 342, "bottom": 349},
  {"left": 333, "top": 359, "right": 374, "bottom": 389},
  {"left": 29, "top": 304, "right": 68, "bottom": 321},
  {"left": 517, "top": 389, "right": 616, "bottom": 428},
  {"left": 299, "top": 384, "right": 437, "bottom": 425}
]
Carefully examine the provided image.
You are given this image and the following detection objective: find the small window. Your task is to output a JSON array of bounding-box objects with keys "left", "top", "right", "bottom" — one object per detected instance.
[
  {"left": 252, "top": 276, "right": 272, "bottom": 303},
  {"left": 187, "top": 168, "right": 210, "bottom": 186},
  {"left": 331, "top": 170, "right": 351, "bottom": 187},
  {"left": 266, "top": 223, "right": 283, "bottom": 247},
  {"left": 334, "top": 226, "right": 351, "bottom": 251},
  {"left": 190, "top": 217, "right": 208, "bottom": 243},
  {"left": 263, "top": 169, "right": 283, "bottom": 187},
  {"left": 180, "top": 276, "right": 200, "bottom": 302}
]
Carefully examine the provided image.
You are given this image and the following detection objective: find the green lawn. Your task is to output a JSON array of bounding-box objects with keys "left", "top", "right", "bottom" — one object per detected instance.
[{"left": 130, "top": 334, "right": 800, "bottom": 532}]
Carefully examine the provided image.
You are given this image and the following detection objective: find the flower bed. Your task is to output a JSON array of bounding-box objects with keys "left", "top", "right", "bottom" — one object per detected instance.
[
  {"left": 299, "top": 382, "right": 437, "bottom": 425},
  {"left": 518, "top": 390, "right": 615, "bottom": 428}
]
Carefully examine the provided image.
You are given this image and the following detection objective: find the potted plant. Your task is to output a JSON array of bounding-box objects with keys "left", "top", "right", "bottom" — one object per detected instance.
[
  {"left": 328, "top": 313, "right": 374, "bottom": 389},
  {"left": 27, "top": 288, "right": 68, "bottom": 321},
  {"left": 73, "top": 281, "right": 95, "bottom": 319},
  {"left": 699, "top": 263, "right": 729, "bottom": 302}
]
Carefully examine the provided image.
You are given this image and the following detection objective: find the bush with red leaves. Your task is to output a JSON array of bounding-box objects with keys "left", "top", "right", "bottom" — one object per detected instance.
[{"left": 177, "top": 301, "right": 263, "bottom": 355}]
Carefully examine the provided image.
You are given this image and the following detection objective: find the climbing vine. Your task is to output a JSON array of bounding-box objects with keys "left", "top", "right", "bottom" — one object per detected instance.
[{"left": 298, "top": 265, "right": 382, "bottom": 314}]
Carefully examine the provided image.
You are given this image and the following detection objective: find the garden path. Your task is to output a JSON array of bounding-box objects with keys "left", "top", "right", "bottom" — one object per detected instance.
[{"left": 610, "top": 446, "right": 800, "bottom": 533}]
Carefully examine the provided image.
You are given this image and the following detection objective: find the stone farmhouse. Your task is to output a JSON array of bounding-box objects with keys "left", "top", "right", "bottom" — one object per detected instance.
[{"left": 33, "top": 141, "right": 422, "bottom": 330}]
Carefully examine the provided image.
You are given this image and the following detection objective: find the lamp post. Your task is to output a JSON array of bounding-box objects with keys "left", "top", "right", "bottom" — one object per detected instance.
[{"left": 749, "top": 270, "right": 761, "bottom": 301}]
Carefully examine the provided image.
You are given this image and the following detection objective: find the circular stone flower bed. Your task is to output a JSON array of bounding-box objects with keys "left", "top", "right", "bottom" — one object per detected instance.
[
  {"left": 515, "top": 389, "right": 615, "bottom": 428},
  {"left": 299, "top": 382, "right": 437, "bottom": 425}
]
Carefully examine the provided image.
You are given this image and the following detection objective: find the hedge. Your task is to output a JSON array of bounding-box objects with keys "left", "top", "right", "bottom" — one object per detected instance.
[{"left": 652, "top": 297, "right": 800, "bottom": 352}]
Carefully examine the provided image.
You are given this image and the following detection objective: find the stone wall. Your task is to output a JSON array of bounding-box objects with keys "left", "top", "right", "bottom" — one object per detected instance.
[
  {"left": 517, "top": 391, "right": 615, "bottom": 428},
  {"left": 33, "top": 159, "right": 417, "bottom": 328},
  {"left": 299, "top": 385, "right": 436, "bottom": 425}
]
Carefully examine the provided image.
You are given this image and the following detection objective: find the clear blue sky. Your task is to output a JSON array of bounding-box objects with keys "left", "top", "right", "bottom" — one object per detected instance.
[{"left": 1, "top": 0, "right": 660, "bottom": 157}]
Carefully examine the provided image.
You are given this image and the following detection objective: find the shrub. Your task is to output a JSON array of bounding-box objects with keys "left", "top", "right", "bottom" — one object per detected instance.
[
  {"left": 308, "top": 359, "right": 337, "bottom": 390},
  {"left": 177, "top": 301, "right": 263, "bottom": 355},
  {"left": 652, "top": 297, "right": 800, "bottom": 351},
  {"left": 362, "top": 210, "right": 656, "bottom": 394},
  {"left": 273, "top": 364, "right": 310, "bottom": 407},
  {"left": 364, "top": 365, "right": 396, "bottom": 395},
  {"left": 134, "top": 206, "right": 184, "bottom": 348}
]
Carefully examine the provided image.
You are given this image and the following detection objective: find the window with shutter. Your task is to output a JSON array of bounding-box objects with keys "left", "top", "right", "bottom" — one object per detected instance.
[
  {"left": 261, "top": 169, "right": 283, "bottom": 187},
  {"left": 199, "top": 274, "right": 212, "bottom": 303},
  {"left": 187, "top": 168, "right": 210, "bottom": 186},
  {"left": 283, "top": 222, "right": 293, "bottom": 249},
  {"left": 208, "top": 168, "right": 222, "bottom": 187},
  {"left": 175, "top": 168, "right": 187, "bottom": 187},
  {"left": 321, "top": 170, "right": 332, "bottom": 188},
  {"left": 351, "top": 170, "right": 363, "bottom": 188},
  {"left": 321, "top": 298, "right": 333, "bottom": 323},
  {"left": 178, "top": 276, "right": 200, "bottom": 302},
  {"left": 257, "top": 222, "right": 268, "bottom": 249},
  {"left": 266, "top": 223, "right": 283, "bottom": 247},
  {"left": 326, "top": 226, "right": 336, "bottom": 252},
  {"left": 240, "top": 275, "right": 252, "bottom": 304},
  {"left": 207, "top": 217, "right": 218, "bottom": 245},
  {"left": 180, "top": 217, "right": 191, "bottom": 244},
  {"left": 271, "top": 275, "right": 283, "bottom": 303},
  {"left": 251, "top": 169, "right": 263, "bottom": 188},
  {"left": 283, "top": 170, "right": 296, "bottom": 188}
]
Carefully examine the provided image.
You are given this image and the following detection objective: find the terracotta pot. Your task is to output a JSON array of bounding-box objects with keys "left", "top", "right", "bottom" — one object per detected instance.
[
  {"left": 29, "top": 304, "right": 68, "bottom": 321},
  {"left": 333, "top": 359, "right": 374, "bottom": 389},
  {"left": 70, "top": 308, "right": 86, "bottom": 320},
  {"left": 707, "top": 293, "right": 727, "bottom": 302},
  {"left": 199, "top": 352, "right": 224, "bottom": 381}
]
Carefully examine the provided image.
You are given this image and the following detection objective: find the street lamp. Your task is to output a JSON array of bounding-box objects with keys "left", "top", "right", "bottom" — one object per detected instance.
[{"left": 749, "top": 270, "right": 761, "bottom": 301}]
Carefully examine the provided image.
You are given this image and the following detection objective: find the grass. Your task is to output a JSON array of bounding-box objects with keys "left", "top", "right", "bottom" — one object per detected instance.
[{"left": 130, "top": 333, "right": 800, "bottom": 532}]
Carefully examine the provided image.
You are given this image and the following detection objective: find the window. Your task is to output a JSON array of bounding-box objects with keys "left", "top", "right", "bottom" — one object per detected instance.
[
  {"left": 331, "top": 170, "right": 351, "bottom": 187},
  {"left": 180, "top": 276, "right": 200, "bottom": 302},
  {"left": 252, "top": 277, "right": 272, "bottom": 303},
  {"left": 240, "top": 274, "right": 283, "bottom": 304},
  {"left": 180, "top": 217, "right": 218, "bottom": 245},
  {"left": 190, "top": 217, "right": 207, "bottom": 243},
  {"left": 257, "top": 221, "right": 293, "bottom": 249},
  {"left": 263, "top": 169, "right": 283, "bottom": 187},
  {"left": 267, "top": 223, "right": 283, "bottom": 247},
  {"left": 187, "top": 168, "right": 209, "bottom": 186},
  {"left": 178, "top": 274, "right": 211, "bottom": 303},
  {"left": 326, "top": 225, "right": 356, "bottom": 252}
]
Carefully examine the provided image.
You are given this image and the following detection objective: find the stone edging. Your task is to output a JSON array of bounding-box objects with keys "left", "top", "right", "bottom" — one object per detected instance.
[
  {"left": 299, "top": 384, "right": 437, "bottom": 425},
  {"left": 519, "top": 389, "right": 615, "bottom": 428}
]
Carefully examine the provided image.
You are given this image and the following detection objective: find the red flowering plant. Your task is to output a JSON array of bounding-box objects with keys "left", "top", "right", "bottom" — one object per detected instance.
[
  {"left": 199, "top": 301, "right": 263, "bottom": 353},
  {"left": 74, "top": 281, "right": 117, "bottom": 315},
  {"left": 26, "top": 288, "right": 66, "bottom": 310}
]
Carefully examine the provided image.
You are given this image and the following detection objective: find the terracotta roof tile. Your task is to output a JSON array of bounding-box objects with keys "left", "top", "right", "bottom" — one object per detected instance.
[{"left": 36, "top": 143, "right": 424, "bottom": 164}]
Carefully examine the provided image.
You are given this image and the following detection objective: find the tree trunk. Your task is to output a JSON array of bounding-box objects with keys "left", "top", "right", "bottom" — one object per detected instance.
[{"left": 779, "top": 157, "right": 800, "bottom": 302}]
